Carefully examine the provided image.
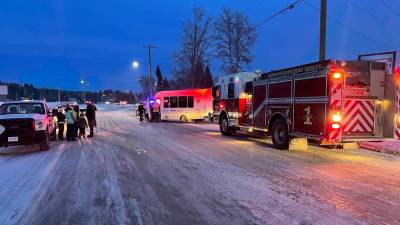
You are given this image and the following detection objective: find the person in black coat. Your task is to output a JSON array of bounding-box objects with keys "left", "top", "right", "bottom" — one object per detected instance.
[
  {"left": 73, "top": 105, "right": 80, "bottom": 137},
  {"left": 137, "top": 103, "right": 145, "bottom": 121},
  {"left": 86, "top": 102, "right": 97, "bottom": 137},
  {"left": 56, "top": 107, "right": 66, "bottom": 140}
]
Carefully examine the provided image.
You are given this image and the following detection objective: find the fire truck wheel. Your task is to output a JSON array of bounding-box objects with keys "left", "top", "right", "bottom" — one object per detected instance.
[
  {"left": 219, "top": 115, "right": 234, "bottom": 135},
  {"left": 271, "top": 118, "right": 289, "bottom": 150}
]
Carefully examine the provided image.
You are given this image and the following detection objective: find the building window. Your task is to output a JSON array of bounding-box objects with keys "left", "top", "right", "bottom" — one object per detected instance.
[{"left": 179, "top": 96, "right": 188, "bottom": 108}]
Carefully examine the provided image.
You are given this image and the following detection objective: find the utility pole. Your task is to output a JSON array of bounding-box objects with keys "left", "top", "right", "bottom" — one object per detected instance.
[
  {"left": 319, "top": 0, "right": 327, "bottom": 61},
  {"left": 58, "top": 86, "right": 61, "bottom": 103},
  {"left": 142, "top": 45, "right": 156, "bottom": 97}
]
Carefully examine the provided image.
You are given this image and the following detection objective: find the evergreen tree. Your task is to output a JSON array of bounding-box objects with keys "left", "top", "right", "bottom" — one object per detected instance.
[
  {"left": 155, "top": 65, "right": 164, "bottom": 92},
  {"left": 201, "top": 66, "right": 214, "bottom": 88}
]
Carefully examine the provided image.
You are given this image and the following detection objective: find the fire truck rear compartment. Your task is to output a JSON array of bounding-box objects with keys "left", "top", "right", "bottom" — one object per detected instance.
[{"left": 339, "top": 62, "right": 386, "bottom": 141}]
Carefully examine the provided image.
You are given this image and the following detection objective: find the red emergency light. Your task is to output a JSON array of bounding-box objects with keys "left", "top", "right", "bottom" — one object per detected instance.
[
  {"left": 156, "top": 98, "right": 161, "bottom": 105},
  {"left": 331, "top": 123, "right": 341, "bottom": 129},
  {"left": 333, "top": 72, "right": 342, "bottom": 79}
]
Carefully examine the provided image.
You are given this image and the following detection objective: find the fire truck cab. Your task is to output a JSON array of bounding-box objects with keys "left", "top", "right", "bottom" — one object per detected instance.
[
  {"left": 213, "top": 60, "right": 390, "bottom": 149},
  {"left": 212, "top": 72, "right": 259, "bottom": 131}
]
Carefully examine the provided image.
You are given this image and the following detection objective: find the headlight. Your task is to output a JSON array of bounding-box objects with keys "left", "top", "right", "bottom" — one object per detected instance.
[{"left": 35, "top": 121, "right": 46, "bottom": 131}]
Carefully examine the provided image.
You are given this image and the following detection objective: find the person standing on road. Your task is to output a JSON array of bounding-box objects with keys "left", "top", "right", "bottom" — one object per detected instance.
[
  {"left": 56, "top": 107, "right": 66, "bottom": 140},
  {"left": 137, "top": 103, "right": 145, "bottom": 121},
  {"left": 86, "top": 102, "right": 97, "bottom": 137},
  {"left": 78, "top": 112, "right": 89, "bottom": 138},
  {"left": 65, "top": 106, "right": 77, "bottom": 141},
  {"left": 73, "top": 105, "right": 80, "bottom": 138}
]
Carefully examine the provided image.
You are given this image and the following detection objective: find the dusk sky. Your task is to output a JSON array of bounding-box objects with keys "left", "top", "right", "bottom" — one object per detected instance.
[{"left": 0, "top": 0, "right": 399, "bottom": 92}]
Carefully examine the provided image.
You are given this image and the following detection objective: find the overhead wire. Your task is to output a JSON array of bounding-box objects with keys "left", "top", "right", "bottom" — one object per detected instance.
[
  {"left": 377, "top": 0, "right": 400, "bottom": 16},
  {"left": 345, "top": 0, "right": 385, "bottom": 22},
  {"left": 303, "top": 0, "right": 394, "bottom": 48},
  {"left": 251, "top": 0, "right": 304, "bottom": 31}
]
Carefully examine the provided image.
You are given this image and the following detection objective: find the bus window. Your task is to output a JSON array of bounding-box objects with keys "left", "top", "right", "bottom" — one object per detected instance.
[
  {"left": 179, "top": 96, "right": 187, "bottom": 108},
  {"left": 188, "top": 96, "right": 194, "bottom": 108},
  {"left": 163, "top": 97, "right": 169, "bottom": 108},
  {"left": 170, "top": 97, "right": 178, "bottom": 108}
]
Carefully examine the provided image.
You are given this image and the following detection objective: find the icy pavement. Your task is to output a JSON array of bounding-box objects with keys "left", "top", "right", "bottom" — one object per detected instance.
[
  {"left": 360, "top": 141, "right": 400, "bottom": 155},
  {"left": 0, "top": 106, "right": 399, "bottom": 225}
]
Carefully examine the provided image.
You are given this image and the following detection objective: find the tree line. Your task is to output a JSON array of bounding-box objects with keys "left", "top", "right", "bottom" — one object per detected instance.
[
  {"left": 138, "top": 6, "right": 256, "bottom": 95},
  {"left": 0, "top": 82, "right": 137, "bottom": 104}
]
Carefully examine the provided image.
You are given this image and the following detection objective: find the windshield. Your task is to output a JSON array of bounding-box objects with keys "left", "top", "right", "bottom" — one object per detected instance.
[{"left": 0, "top": 103, "right": 45, "bottom": 115}]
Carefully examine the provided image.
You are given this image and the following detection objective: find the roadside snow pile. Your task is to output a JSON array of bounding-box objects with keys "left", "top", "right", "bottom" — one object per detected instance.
[{"left": 359, "top": 141, "right": 400, "bottom": 155}]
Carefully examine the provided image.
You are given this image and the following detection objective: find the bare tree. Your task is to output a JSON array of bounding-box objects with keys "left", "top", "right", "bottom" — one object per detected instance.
[
  {"left": 173, "top": 6, "right": 212, "bottom": 88},
  {"left": 214, "top": 7, "right": 256, "bottom": 74}
]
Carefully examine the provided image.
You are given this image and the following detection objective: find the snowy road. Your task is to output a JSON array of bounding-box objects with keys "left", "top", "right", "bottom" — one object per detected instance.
[{"left": 0, "top": 106, "right": 399, "bottom": 225}]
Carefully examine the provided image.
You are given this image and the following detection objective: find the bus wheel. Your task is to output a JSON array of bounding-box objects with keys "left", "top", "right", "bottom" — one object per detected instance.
[
  {"left": 271, "top": 118, "right": 289, "bottom": 150},
  {"left": 180, "top": 115, "right": 189, "bottom": 123},
  {"left": 219, "top": 115, "right": 233, "bottom": 136}
]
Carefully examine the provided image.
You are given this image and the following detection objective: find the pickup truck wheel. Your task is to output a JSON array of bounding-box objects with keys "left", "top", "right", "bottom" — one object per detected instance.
[
  {"left": 271, "top": 118, "right": 289, "bottom": 150},
  {"left": 39, "top": 132, "right": 50, "bottom": 151},
  {"left": 219, "top": 115, "right": 234, "bottom": 136}
]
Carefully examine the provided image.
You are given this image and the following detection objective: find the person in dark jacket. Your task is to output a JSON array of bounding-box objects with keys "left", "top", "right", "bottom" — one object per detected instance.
[
  {"left": 56, "top": 107, "right": 66, "bottom": 140},
  {"left": 86, "top": 102, "right": 97, "bottom": 137},
  {"left": 137, "top": 103, "right": 144, "bottom": 121},
  {"left": 78, "top": 112, "right": 88, "bottom": 138},
  {"left": 73, "top": 105, "right": 80, "bottom": 137}
]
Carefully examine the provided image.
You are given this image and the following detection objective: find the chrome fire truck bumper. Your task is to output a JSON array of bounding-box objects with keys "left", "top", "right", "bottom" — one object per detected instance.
[{"left": 341, "top": 136, "right": 386, "bottom": 142}]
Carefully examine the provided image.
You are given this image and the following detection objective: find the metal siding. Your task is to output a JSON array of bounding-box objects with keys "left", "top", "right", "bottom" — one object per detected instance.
[
  {"left": 253, "top": 85, "right": 267, "bottom": 127},
  {"left": 293, "top": 103, "right": 326, "bottom": 135},
  {"left": 295, "top": 77, "right": 327, "bottom": 97},
  {"left": 268, "top": 81, "right": 291, "bottom": 98},
  {"left": 253, "top": 85, "right": 266, "bottom": 109}
]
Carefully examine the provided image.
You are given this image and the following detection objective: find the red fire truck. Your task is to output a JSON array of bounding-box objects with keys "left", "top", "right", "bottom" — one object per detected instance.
[{"left": 213, "top": 60, "right": 390, "bottom": 149}]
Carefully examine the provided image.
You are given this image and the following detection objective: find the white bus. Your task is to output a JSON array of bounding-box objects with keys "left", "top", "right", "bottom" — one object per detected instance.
[{"left": 154, "top": 88, "right": 213, "bottom": 122}]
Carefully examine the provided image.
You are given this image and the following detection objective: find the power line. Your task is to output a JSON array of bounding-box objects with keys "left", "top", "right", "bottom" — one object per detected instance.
[
  {"left": 346, "top": 0, "right": 385, "bottom": 22},
  {"left": 252, "top": 0, "right": 304, "bottom": 30},
  {"left": 303, "top": 0, "right": 393, "bottom": 48},
  {"left": 377, "top": 0, "right": 400, "bottom": 16}
]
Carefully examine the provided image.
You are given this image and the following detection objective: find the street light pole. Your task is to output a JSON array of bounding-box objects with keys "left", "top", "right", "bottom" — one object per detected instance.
[
  {"left": 319, "top": 0, "right": 327, "bottom": 61},
  {"left": 143, "top": 45, "right": 156, "bottom": 97},
  {"left": 80, "top": 73, "right": 87, "bottom": 103},
  {"left": 58, "top": 86, "right": 61, "bottom": 103}
]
